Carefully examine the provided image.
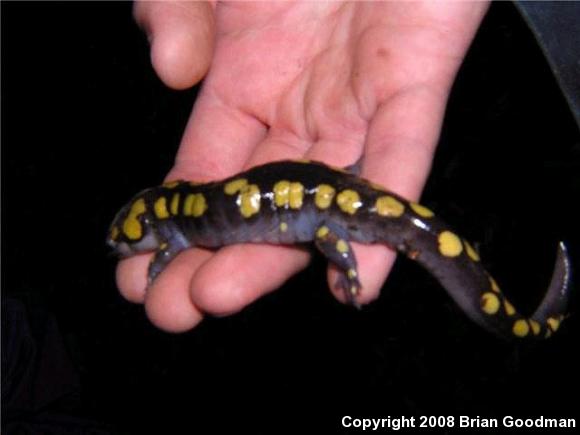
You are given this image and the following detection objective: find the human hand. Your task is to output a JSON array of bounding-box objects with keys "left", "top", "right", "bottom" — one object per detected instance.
[{"left": 117, "top": 1, "right": 490, "bottom": 332}]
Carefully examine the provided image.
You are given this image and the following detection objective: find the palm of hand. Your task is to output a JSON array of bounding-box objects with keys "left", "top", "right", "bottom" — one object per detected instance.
[{"left": 119, "top": 1, "right": 488, "bottom": 331}]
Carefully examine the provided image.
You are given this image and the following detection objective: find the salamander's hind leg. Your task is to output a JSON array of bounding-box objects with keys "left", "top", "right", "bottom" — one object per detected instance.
[
  {"left": 314, "top": 223, "right": 362, "bottom": 307},
  {"left": 148, "top": 227, "right": 192, "bottom": 285}
]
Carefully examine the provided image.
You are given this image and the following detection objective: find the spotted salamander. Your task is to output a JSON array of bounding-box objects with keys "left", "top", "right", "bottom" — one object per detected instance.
[{"left": 108, "top": 160, "right": 571, "bottom": 340}]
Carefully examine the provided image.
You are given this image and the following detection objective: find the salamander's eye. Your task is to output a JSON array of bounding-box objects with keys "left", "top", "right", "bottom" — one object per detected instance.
[{"left": 107, "top": 196, "right": 160, "bottom": 257}]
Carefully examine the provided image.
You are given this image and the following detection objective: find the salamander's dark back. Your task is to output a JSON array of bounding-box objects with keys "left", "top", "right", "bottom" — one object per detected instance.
[{"left": 108, "top": 160, "right": 572, "bottom": 340}]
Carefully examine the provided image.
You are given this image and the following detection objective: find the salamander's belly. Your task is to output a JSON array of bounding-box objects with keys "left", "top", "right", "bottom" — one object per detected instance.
[{"left": 108, "top": 160, "right": 572, "bottom": 341}]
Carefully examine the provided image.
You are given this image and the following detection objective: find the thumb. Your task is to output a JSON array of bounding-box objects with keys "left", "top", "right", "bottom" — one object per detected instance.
[{"left": 133, "top": 1, "right": 216, "bottom": 90}]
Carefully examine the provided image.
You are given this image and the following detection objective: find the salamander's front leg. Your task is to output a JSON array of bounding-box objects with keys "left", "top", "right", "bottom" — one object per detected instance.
[
  {"left": 314, "top": 223, "right": 362, "bottom": 307},
  {"left": 148, "top": 227, "right": 192, "bottom": 285}
]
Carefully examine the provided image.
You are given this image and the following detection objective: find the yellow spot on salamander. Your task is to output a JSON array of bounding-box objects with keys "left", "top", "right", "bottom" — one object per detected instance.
[
  {"left": 184, "top": 193, "right": 208, "bottom": 217},
  {"left": 504, "top": 300, "right": 516, "bottom": 316},
  {"left": 481, "top": 292, "right": 500, "bottom": 315},
  {"left": 273, "top": 180, "right": 290, "bottom": 207},
  {"left": 110, "top": 226, "right": 119, "bottom": 240},
  {"left": 183, "top": 194, "right": 196, "bottom": 216},
  {"left": 336, "top": 239, "right": 349, "bottom": 254},
  {"left": 273, "top": 181, "right": 304, "bottom": 209},
  {"left": 170, "top": 193, "right": 180, "bottom": 215},
  {"left": 347, "top": 269, "right": 357, "bottom": 279},
  {"left": 529, "top": 320, "right": 541, "bottom": 336},
  {"left": 280, "top": 222, "right": 288, "bottom": 232},
  {"left": 239, "top": 184, "right": 261, "bottom": 218},
  {"left": 375, "top": 195, "right": 404, "bottom": 217},
  {"left": 122, "top": 198, "right": 146, "bottom": 240},
  {"left": 315, "top": 184, "right": 336, "bottom": 209},
  {"left": 289, "top": 182, "right": 304, "bottom": 209},
  {"left": 224, "top": 178, "right": 248, "bottom": 195},
  {"left": 464, "top": 240, "right": 480, "bottom": 261},
  {"left": 316, "top": 226, "right": 329, "bottom": 239},
  {"left": 547, "top": 316, "right": 561, "bottom": 332},
  {"left": 513, "top": 319, "right": 530, "bottom": 337},
  {"left": 489, "top": 276, "right": 500, "bottom": 293},
  {"left": 191, "top": 194, "right": 208, "bottom": 217},
  {"left": 437, "top": 231, "right": 463, "bottom": 257},
  {"left": 336, "top": 189, "right": 362, "bottom": 215},
  {"left": 410, "top": 202, "right": 434, "bottom": 218},
  {"left": 154, "top": 197, "right": 170, "bottom": 219}
]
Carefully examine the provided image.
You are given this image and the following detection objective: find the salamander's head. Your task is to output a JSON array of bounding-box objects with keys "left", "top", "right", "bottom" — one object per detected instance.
[{"left": 107, "top": 191, "right": 160, "bottom": 257}]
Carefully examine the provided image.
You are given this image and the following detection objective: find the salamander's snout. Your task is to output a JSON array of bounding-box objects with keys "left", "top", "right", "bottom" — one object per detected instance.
[{"left": 107, "top": 194, "right": 160, "bottom": 257}]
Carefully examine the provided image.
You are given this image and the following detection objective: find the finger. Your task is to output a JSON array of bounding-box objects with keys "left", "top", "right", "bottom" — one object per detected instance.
[
  {"left": 328, "top": 87, "right": 447, "bottom": 304},
  {"left": 169, "top": 96, "right": 268, "bottom": 181},
  {"left": 133, "top": 0, "right": 216, "bottom": 89},
  {"left": 301, "top": 87, "right": 368, "bottom": 167},
  {"left": 117, "top": 254, "right": 151, "bottom": 304},
  {"left": 145, "top": 248, "right": 213, "bottom": 332},
  {"left": 116, "top": 249, "right": 212, "bottom": 331},
  {"left": 364, "top": 86, "right": 445, "bottom": 197},
  {"left": 191, "top": 245, "right": 310, "bottom": 316}
]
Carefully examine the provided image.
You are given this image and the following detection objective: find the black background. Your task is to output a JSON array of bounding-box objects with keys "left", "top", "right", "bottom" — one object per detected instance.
[{"left": 2, "top": 2, "right": 579, "bottom": 434}]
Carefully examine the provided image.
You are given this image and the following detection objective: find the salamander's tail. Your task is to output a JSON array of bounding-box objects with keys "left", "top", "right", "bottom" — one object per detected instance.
[
  {"left": 353, "top": 178, "right": 572, "bottom": 340},
  {"left": 528, "top": 242, "right": 572, "bottom": 338},
  {"left": 402, "top": 219, "right": 573, "bottom": 339},
  {"left": 439, "top": 240, "right": 573, "bottom": 340}
]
